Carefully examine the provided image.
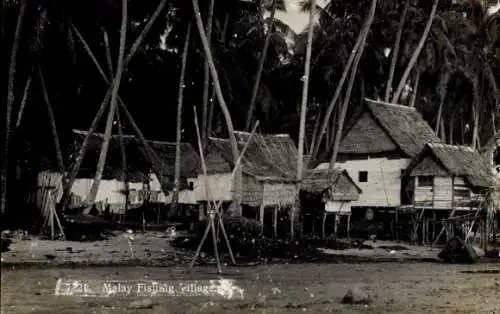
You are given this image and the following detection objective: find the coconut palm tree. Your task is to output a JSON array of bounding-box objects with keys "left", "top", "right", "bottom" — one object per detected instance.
[
  {"left": 172, "top": 22, "right": 192, "bottom": 209},
  {"left": 1, "top": 0, "right": 27, "bottom": 216},
  {"left": 245, "top": 0, "right": 287, "bottom": 131}
]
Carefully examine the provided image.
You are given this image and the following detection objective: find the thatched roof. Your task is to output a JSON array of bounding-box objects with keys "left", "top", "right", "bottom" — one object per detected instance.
[
  {"left": 480, "top": 134, "right": 499, "bottom": 154},
  {"left": 71, "top": 130, "right": 199, "bottom": 184},
  {"left": 409, "top": 143, "right": 493, "bottom": 188},
  {"left": 301, "top": 168, "right": 361, "bottom": 201},
  {"left": 340, "top": 98, "right": 441, "bottom": 157},
  {"left": 206, "top": 131, "right": 298, "bottom": 182}
]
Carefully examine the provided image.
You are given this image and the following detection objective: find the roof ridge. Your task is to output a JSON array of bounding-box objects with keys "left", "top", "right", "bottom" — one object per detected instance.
[
  {"left": 428, "top": 143, "right": 475, "bottom": 151},
  {"left": 73, "top": 129, "right": 193, "bottom": 147},
  {"left": 72, "top": 129, "right": 135, "bottom": 139},
  {"left": 364, "top": 98, "right": 416, "bottom": 111}
]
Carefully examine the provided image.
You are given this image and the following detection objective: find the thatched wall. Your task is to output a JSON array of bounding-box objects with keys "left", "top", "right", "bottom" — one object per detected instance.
[{"left": 262, "top": 182, "right": 296, "bottom": 206}]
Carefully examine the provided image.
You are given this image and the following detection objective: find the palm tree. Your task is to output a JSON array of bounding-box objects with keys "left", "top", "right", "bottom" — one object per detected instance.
[
  {"left": 172, "top": 22, "right": 192, "bottom": 210},
  {"left": 1, "top": 0, "right": 27, "bottom": 216},
  {"left": 295, "top": 0, "right": 316, "bottom": 239},
  {"left": 245, "top": 0, "right": 286, "bottom": 131},
  {"left": 330, "top": 0, "right": 378, "bottom": 167},
  {"left": 391, "top": 0, "right": 439, "bottom": 104},
  {"left": 384, "top": 0, "right": 410, "bottom": 102},
  {"left": 201, "top": 0, "right": 215, "bottom": 146}
]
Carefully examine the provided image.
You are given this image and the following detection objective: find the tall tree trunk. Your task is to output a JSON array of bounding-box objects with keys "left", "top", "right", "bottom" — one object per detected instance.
[
  {"left": 460, "top": 110, "right": 465, "bottom": 145},
  {"left": 329, "top": 107, "right": 338, "bottom": 150},
  {"left": 2, "top": 0, "right": 27, "bottom": 216},
  {"left": 102, "top": 28, "right": 114, "bottom": 76},
  {"left": 409, "top": 68, "right": 420, "bottom": 108},
  {"left": 245, "top": 0, "right": 278, "bottom": 131},
  {"left": 472, "top": 102, "right": 480, "bottom": 149},
  {"left": 115, "top": 108, "right": 129, "bottom": 213},
  {"left": 192, "top": 0, "right": 242, "bottom": 214},
  {"left": 86, "top": 0, "right": 128, "bottom": 206},
  {"left": 15, "top": 75, "right": 32, "bottom": 129},
  {"left": 330, "top": 0, "right": 377, "bottom": 168},
  {"left": 207, "top": 13, "right": 229, "bottom": 139},
  {"left": 449, "top": 114, "right": 454, "bottom": 144},
  {"left": 440, "top": 118, "right": 446, "bottom": 143},
  {"left": 173, "top": 22, "right": 192, "bottom": 209},
  {"left": 103, "top": 33, "right": 129, "bottom": 213},
  {"left": 201, "top": 0, "right": 215, "bottom": 146},
  {"left": 309, "top": 106, "right": 322, "bottom": 155},
  {"left": 384, "top": 0, "right": 409, "bottom": 102},
  {"left": 472, "top": 78, "right": 481, "bottom": 149},
  {"left": 310, "top": 8, "right": 370, "bottom": 164},
  {"left": 39, "top": 66, "right": 65, "bottom": 174},
  {"left": 435, "top": 98, "right": 444, "bottom": 135},
  {"left": 295, "top": 0, "right": 316, "bottom": 239},
  {"left": 391, "top": 0, "right": 439, "bottom": 104}
]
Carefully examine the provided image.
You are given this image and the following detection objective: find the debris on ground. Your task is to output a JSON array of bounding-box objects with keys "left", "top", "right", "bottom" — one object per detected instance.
[
  {"left": 341, "top": 287, "right": 372, "bottom": 305},
  {"left": 438, "top": 237, "right": 481, "bottom": 264},
  {"left": 1, "top": 238, "right": 12, "bottom": 253}
]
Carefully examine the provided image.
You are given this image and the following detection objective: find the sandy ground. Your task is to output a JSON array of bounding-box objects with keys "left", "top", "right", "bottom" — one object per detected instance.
[
  {"left": 2, "top": 263, "right": 500, "bottom": 313},
  {"left": 0, "top": 231, "right": 443, "bottom": 266},
  {"left": 2, "top": 232, "right": 499, "bottom": 313}
]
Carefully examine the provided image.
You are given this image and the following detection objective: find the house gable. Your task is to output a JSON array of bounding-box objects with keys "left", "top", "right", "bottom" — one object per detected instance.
[
  {"left": 410, "top": 156, "right": 449, "bottom": 177},
  {"left": 339, "top": 112, "right": 398, "bottom": 154}
]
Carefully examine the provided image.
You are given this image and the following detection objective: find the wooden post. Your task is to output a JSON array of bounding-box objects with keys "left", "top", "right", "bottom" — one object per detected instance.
[
  {"left": 50, "top": 202, "right": 55, "bottom": 240},
  {"left": 259, "top": 200, "right": 264, "bottom": 226},
  {"left": 333, "top": 214, "right": 338, "bottom": 237},
  {"left": 347, "top": 214, "right": 351, "bottom": 239},
  {"left": 322, "top": 212, "right": 327, "bottom": 238},
  {"left": 273, "top": 205, "right": 278, "bottom": 237},
  {"left": 421, "top": 216, "right": 425, "bottom": 245},
  {"left": 395, "top": 208, "right": 399, "bottom": 241},
  {"left": 432, "top": 211, "right": 436, "bottom": 242}
]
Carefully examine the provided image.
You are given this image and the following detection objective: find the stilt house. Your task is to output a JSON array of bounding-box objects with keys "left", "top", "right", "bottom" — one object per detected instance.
[
  {"left": 301, "top": 169, "right": 362, "bottom": 236},
  {"left": 36, "top": 130, "right": 199, "bottom": 213},
  {"left": 323, "top": 98, "right": 441, "bottom": 210},
  {"left": 196, "top": 131, "right": 298, "bottom": 227},
  {"left": 404, "top": 143, "right": 493, "bottom": 244},
  {"left": 406, "top": 143, "right": 493, "bottom": 210}
]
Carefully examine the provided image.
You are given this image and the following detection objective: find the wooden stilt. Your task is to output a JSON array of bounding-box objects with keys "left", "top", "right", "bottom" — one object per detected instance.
[
  {"left": 50, "top": 202, "right": 55, "bottom": 240},
  {"left": 259, "top": 201, "right": 264, "bottom": 230},
  {"left": 432, "top": 211, "right": 436, "bottom": 242},
  {"left": 395, "top": 209, "right": 399, "bottom": 242},
  {"left": 333, "top": 214, "right": 338, "bottom": 237},
  {"left": 322, "top": 212, "right": 327, "bottom": 238},
  {"left": 421, "top": 216, "right": 425, "bottom": 246},
  {"left": 273, "top": 205, "right": 278, "bottom": 237},
  {"left": 347, "top": 214, "right": 351, "bottom": 239}
]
